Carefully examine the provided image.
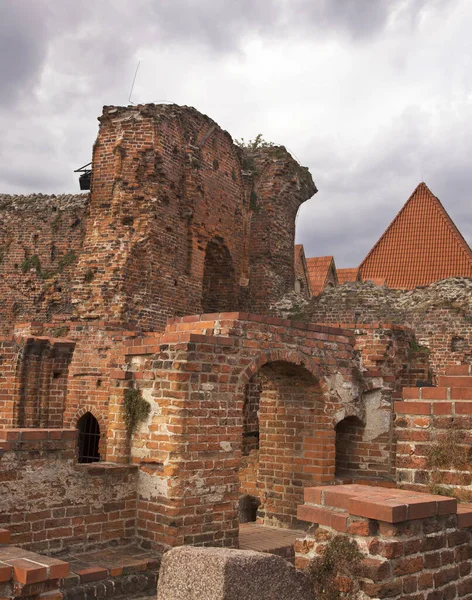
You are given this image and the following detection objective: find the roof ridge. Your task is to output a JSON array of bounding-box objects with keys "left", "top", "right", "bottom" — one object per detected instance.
[
  {"left": 427, "top": 188, "right": 472, "bottom": 261},
  {"left": 359, "top": 182, "right": 424, "bottom": 270},
  {"left": 359, "top": 182, "right": 472, "bottom": 289}
]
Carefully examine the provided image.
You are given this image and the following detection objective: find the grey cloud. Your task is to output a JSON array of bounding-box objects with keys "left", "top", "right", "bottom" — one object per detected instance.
[
  {"left": 1, "top": 0, "right": 454, "bottom": 112},
  {"left": 297, "top": 104, "right": 472, "bottom": 267},
  {"left": 0, "top": 1, "right": 51, "bottom": 106}
]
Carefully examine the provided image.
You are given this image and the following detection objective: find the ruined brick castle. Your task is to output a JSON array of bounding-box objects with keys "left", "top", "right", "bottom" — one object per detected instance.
[{"left": 1, "top": 104, "right": 472, "bottom": 600}]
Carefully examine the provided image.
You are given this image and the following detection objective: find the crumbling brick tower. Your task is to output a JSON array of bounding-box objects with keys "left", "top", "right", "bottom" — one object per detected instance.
[{"left": 72, "top": 104, "right": 316, "bottom": 330}]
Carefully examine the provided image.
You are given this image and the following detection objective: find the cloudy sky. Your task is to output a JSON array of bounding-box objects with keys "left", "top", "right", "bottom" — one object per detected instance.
[{"left": 1, "top": 0, "right": 471, "bottom": 267}]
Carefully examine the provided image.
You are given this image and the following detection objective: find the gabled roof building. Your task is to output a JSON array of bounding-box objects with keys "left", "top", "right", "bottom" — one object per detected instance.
[
  {"left": 306, "top": 255, "right": 338, "bottom": 296},
  {"left": 359, "top": 182, "right": 472, "bottom": 289}
]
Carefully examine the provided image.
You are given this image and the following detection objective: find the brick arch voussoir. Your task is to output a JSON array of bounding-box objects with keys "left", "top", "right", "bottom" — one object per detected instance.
[
  {"left": 333, "top": 409, "right": 366, "bottom": 428},
  {"left": 236, "top": 348, "right": 325, "bottom": 397},
  {"left": 70, "top": 405, "right": 107, "bottom": 432}
]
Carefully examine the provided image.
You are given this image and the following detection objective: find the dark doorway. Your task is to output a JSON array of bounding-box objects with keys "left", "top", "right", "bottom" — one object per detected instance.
[
  {"left": 335, "top": 415, "right": 365, "bottom": 478},
  {"left": 202, "top": 239, "right": 236, "bottom": 313}
]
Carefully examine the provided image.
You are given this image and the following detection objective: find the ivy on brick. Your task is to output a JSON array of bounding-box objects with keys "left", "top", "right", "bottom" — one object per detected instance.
[{"left": 123, "top": 388, "right": 151, "bottom": 437}]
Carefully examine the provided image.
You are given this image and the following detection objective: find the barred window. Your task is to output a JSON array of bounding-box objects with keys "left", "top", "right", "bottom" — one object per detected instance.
[{"left": 77, "top": 412, "right": 101, "bottom": 463}]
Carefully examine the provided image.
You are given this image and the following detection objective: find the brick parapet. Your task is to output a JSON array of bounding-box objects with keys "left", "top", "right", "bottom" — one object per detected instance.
[{"left": 296, "top": 484, "right": 472, "bottom": 598}]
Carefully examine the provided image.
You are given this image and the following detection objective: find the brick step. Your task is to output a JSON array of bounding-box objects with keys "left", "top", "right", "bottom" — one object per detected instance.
[
  {"left": 239, "top": 524, "right": 297, "bottom": 565},
  {"left": 59, "top": 545, "right": 162, "bottom": 599},
  {"left": 438, "top": 375, "right": 472, "bottom": 387},
  {"left": 62, "top": 569, "right": 158, "bottom": 600},
  {"left": 445, "top": 365, "right": 471, "bottom": 376},
  {"left": 0, "top": 543, "right": 68, "bottom": 599}
]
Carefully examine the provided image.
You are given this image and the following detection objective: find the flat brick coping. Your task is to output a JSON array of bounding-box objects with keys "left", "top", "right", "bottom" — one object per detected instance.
[
  {"left": 0, "top": 429, "right": 77, "bottom": 442},
  {"left": 165, "top": 312, "right": 356, "bottom": 339},
  {"left": 297, "top": 485, "right": 470, "bottom": 530},
  {"left": 60, "top": 546, "right": 161, "bottom": 587},
  {"left": 445, "top": 365, "right": 472, "bottom": 376},
  {"left": 74, "top": 462, "right": 138, "bottom": 475},
  {"left": 0, "top": 545, "right": 69, "bottom": 585}
]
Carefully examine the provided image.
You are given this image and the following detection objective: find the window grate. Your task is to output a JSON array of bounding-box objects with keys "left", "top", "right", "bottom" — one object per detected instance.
[{"left": 77, "top": 412, "right": 101, "bottom": 463}]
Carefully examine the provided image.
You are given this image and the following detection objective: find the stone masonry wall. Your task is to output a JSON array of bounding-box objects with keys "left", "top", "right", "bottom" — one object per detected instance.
[
  {"left": 0, "top": 429, "right": 137, "bottom": 554},
  {"left": 0, "top": 194, "right": 89, "bottom": 332},
  {"left": 301, "top": 278, "right": 472, "bottom": 376}
]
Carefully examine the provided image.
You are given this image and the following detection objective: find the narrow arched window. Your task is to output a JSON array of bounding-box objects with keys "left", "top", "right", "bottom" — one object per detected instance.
[{"left": 77, "top": 412, "right": 101, "bottom": 463}]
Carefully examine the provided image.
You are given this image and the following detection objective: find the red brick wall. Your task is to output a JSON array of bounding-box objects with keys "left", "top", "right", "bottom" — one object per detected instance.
[
  {"left": 245, "top": 149, "right": 316, "bottom": 313},
  {"left": 0, "top": 314, "right": 414, "bottom": 553},
  {"left": 335, "top": 416, "right": 367, "bottom": 475},
  {"left": 0, "top": 429, "right": 137, "bottom": 554},
  {"left": 69, "top": 104, "right": 315, "bottom": 331},
  {"left": 257, "top": 363, "right": 325, "bottom": 528},
  {"left": 304, "top": 280, "right": 472, "bottom": 376},
  {"left": 0, "top": 105, "right": 315, "bottom": 335},
  {"left": 0, "top": 338, "right": 20, "bottom": 428},
  {"left": 116, "top": 313, "right": 411, "bottom": 550},
  {"left": 296, "top": 484, "right": 472, "bottom": 598},
  {"left": 0, "top": 336, "right": 75, "bottom": 429},
  {"left": 0, "top": 194, "right": 88, "bottom": 332},
  {"left": 395, "top": 369, "right": 472, "bottom": 499},
  {"left": 242, "top": 377, "right": 261, "bottom": 456}
]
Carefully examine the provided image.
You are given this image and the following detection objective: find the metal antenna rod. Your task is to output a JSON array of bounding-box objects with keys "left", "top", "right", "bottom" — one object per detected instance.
[{"left": 128, "top": 61, "right": 141, "bottom": 105}]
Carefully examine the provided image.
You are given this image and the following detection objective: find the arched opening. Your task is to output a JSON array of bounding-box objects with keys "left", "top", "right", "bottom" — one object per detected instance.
[
  {"left": 239, "top": 361, "right": 326, "bottom": 529},
  {"left": 202, "top": 239, "right": 236, "bottom": 313},
  {"left": 77, "top": 412, "right": 101, "bottom": 463},
  {"left": 335, "top": 415, "right": 366, "bottom": 479}
]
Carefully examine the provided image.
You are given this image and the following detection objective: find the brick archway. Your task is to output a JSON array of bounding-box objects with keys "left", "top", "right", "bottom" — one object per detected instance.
[
  {"left": 237, "top": 348, "right": 327, "bottom": 397},
  {"left": 129, "top": 313, "right": 358, "bottom": 550},
  {"left": 239, "top": 358, "right": 330, "bottom": 529}
]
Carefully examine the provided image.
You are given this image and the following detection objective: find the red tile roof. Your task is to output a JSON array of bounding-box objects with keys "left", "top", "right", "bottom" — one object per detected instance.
[
  {"left": 337, "top": 268, "right": 360, "bottom": 284},
  {"left": 359, "top": 182, "right": 472, "bottom": 289},
  {"left": 306, "top": 256, "right": 337, "bottom": 296}
]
